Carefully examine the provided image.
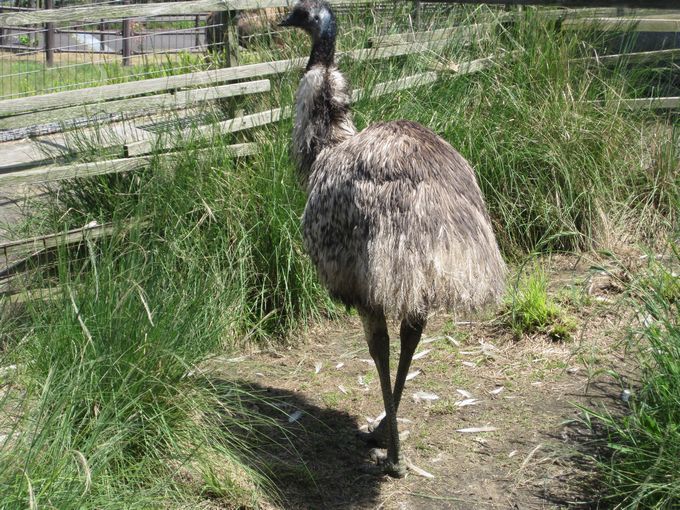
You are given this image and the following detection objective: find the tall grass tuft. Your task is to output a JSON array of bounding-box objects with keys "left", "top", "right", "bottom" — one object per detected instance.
[{"left": 582, "top": 246, "right": 680, "bottom": 508}]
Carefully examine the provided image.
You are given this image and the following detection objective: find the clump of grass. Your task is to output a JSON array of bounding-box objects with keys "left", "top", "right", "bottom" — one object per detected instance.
[
  {"left": 505, "top": 266, "right": 576, "bottom": 340},
  {"left": 0, "top": 224, "right": 282, "bottom": 508},
  {"left": 583, "top": 246, "right": 680, "bottom": 509}
]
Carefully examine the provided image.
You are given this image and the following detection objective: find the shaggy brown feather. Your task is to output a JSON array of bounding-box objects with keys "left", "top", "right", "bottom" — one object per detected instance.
[{"left": 303, "top": 120, "right": 506, "bottom": 317}]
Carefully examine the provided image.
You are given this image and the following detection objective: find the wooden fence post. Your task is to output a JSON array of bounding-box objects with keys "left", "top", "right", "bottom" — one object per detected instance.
[
  {"left": 195, "top": 14, "right": 200, "bottom": 49},
  {"left": 413, "top": 1, "right": 422, "bottom": 31},
  {"left": 122, "top": 17, "right": 132, "bottom": 65},
  {"left": 44, "top": 0, "right": 54, "bottom": 67},
  {"left": 99, "top": 19, "right": 105, "bottom": 52}
]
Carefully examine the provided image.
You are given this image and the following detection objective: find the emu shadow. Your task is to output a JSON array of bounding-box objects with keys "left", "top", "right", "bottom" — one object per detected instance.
[{"left": 208, "top": 378, "right": 383, "bottom": 509}]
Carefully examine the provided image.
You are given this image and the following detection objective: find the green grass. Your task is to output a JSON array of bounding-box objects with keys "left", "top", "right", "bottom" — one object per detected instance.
[
  {"left": 582, "top": 245, "right": 680, "bottom": 509},
  {"left": 504, "top": 266, "right": 575, "bottom": 340},
  {"left": 0, "top": 52, "right": 209, "bottom": 99},
  {"left": 1, "top": 5, "right": 679, "bottom": 508}
]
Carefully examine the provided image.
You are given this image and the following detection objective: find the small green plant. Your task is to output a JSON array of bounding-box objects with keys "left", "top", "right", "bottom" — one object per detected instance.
[{"left": 505, "top": 267, "right": 576, "bottom": 340}]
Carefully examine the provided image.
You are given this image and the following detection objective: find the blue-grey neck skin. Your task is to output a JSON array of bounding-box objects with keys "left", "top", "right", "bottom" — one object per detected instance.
[{"left": 307, "top": 8, "right": 336, "bottom": 69}]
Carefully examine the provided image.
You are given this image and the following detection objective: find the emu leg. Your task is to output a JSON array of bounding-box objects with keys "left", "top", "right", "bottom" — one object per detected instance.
[
  {"left": 361, "top": 315, "right": 426, "bottom": 447},
  {"left": 361, "top": 309, "right": 405, "bottom": 478}
]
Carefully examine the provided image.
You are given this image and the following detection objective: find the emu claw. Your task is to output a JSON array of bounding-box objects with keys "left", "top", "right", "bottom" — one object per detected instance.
[{"left": 362, "top": 448, "right": 407, "bottom": 479}]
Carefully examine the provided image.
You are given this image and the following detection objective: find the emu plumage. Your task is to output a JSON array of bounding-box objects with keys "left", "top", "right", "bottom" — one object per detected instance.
[{"left": 280, "top": 1, "right": 506, "bottom": 478}]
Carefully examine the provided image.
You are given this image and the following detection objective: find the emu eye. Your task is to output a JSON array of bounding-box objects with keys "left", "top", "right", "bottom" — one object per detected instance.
[{"left": 313, "top": 14, "right": 320, "bottom": 21}]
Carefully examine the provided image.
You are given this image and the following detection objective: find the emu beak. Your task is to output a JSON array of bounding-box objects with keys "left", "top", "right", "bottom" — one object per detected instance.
[{"left": 278, "top": 13, "right": 293, "bottom": 27}]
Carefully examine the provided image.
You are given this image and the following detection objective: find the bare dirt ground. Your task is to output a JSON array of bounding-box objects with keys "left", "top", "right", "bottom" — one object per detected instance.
[{"left": 218, "top": 255, "right": 638, "bottom": 510}]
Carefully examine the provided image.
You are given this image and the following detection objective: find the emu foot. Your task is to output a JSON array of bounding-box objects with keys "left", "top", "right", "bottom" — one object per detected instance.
[
  {"left": 361, "top": 448, "right": 407, "bottom": 478},
  {"left": 357, "top": 419, "right": 389, "bottom": 448}
]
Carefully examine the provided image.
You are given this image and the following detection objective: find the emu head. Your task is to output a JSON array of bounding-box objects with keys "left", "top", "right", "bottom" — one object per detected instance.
[{"left": 278, "top": 0, "right": 336, "bottom": 42}]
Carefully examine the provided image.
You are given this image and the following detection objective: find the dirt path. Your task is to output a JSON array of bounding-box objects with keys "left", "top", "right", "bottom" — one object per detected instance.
[{"left": 218, "top": 256, "right": 636, "bottom": 509}]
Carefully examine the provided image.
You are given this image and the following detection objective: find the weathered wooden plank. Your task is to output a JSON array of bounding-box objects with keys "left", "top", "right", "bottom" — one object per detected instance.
[
  {"left": 0, "top": 0, "right": 373, "bottom": 26},
  {"left": 1, "top": 286, "right": 62, "bottom": 305},
  {"left": 0, "top": 37, "right": 454, "bottom": 118},
  {"left": 563, "top": 17, "right": 680, "bottom": 32},
  {"left": 617, "top": 96, "right": 680, "bottom": 109},
  {"left": 0, "top": 223, "right": 115, "bottom": 259},
  {"left": 0, "top": 114, "right": 162, "bottom": 171},
  {"left": 421, "top": 0, "right": 680, "bottom": 8},
  {"left": 0, "top": 60, "right": 305, "bottom": 117},
  {"left": 128, "top": 71, "right": 446, "bottom": 156},
  {"left": 370, "top": 22, "right": 498, "bottom": 47},
  {"left": 580, "top": 47, "right": 680, "bottom": 64},
  {"left": 351, "top": 71, "right": 438, "bottom": 101},
  {"left": 0, "top": 79, "right": 271, "bottom": 132},
  {"left": 0, "top": 143, "right": 257, "bottom": 186},
  {"left": 125, "top": 108, "right": 286, "bottom": 157}
]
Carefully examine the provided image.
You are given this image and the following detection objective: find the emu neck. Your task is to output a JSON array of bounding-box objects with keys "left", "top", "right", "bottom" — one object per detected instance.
[
  {"left": 292, "top": 62, "right": 356, "bottom": 189},
  {"left": 307, "top": 32, "right": 335, "bottom": 70}
]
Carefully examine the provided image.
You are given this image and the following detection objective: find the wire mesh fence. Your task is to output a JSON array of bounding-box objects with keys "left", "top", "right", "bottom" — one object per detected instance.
[
  {"left": 0, "top": 1, "right": 493, "bottom": 101},
  {"left": 0, "top": 5, "right": 223, "bottom": 100}
]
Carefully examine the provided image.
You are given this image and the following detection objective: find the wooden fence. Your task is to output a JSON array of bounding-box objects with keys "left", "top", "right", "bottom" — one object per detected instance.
[{"left": 1, "top": 0, "right": 679, "bottom": 300}]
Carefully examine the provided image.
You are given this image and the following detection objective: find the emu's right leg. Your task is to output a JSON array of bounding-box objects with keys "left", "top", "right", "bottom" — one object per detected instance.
[{"left": 360, "top": 315, "right": 426, "bottom": 447}]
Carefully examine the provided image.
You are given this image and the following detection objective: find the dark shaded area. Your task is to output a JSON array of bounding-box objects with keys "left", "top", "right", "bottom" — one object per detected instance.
[
  {"left": 209, "top": 378, "right": 383, "bottom": 510},
  {"left": 540, "top": 377, "right": 630, "bottom": 509}
]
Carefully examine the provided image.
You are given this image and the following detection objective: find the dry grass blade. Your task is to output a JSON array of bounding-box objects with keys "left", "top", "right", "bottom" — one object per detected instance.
[{"left": 456, "top": 426, "right": 497, "bottom": 433}]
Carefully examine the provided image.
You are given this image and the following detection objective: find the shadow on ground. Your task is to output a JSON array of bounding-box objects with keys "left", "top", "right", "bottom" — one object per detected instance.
[
  {"left": 539, "top": 377, "right": 628, "bottom": 509},
  {"left": 209, "top": 378, "right": 384, "bottom": 509}
]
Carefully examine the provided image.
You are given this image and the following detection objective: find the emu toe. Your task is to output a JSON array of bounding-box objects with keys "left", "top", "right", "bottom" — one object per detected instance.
[{"left": 357, "top": 419, "right": 389, "bottom": 447}]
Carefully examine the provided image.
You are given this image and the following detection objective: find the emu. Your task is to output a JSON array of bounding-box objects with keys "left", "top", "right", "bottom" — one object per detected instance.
[{"left": 280, "top": 1, "right": 506, "bottom": 478}]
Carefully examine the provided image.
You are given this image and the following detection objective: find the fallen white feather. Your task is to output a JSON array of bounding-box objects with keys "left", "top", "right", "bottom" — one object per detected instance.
[
  {"left": 335, "top": 362, "right": 344, "bottom": 370},
  {"left": 455, "top": 398, "right": 479, "bottom": 407},
  {"left": 412, "top": 349, "right": 431, "bottom": 360},
  {"left": 456, "top": 426, "right": 497, "bottom": 433},
  {"left": 359, "top": 358, "right": 375, "bottom": 366},
  {"left": 314, "top": 362, "right": 322, "bottom": 374},
  {"left": 338, "top": 385, "right": 348, "bottom": 394},
  {"left": 462, "top": 361, "right": 476, "bottom": 367},
  {"left": 508, "top": 450, "right": 518, "bottom": 458},
  {"left": 405, "top": 370, "right": 421, "bottom": 381},
  {"left": 456, "top": 389, "right": 473, "bottom": 399},
  {"left": 405, "top": 459, "right": 435, "bottom": 479},
  {"left": 489, "top": 386, "right": 504, "bottom": 395},
  {"left": 255, "top": 372, "right": 265, "bottom": 377},
  {"left": 446, "top": 335, "right": 461, "bottom": 347},
  {"left": 412, "top": 391, "right": 440, "bottom": 403},
  {"left": 459, "top": 350, "right": 480, "bottom": 355},
  {"left": 421, "top": 335, "right": 443, "bottom": 344},
  {"left": 288, "top": 410, "right": 303, "bottom": 423}
]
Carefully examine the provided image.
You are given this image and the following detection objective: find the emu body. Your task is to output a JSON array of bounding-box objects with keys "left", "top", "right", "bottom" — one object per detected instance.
[{"left": 281, "top": 1, "right": 506, "bottom": 477}]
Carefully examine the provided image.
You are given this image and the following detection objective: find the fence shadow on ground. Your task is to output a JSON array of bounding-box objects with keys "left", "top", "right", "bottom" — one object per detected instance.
[
  {"left": 207, "top": 377, "right": 383, "bottom": 509},
  {"left": 539, "top": 376, "right": 629, "bottom": 509}
]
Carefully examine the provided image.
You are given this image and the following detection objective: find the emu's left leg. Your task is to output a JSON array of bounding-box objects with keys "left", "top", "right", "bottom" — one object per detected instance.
[{"left": 360, "top": 309, "right": 406, "bottom": 478}]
